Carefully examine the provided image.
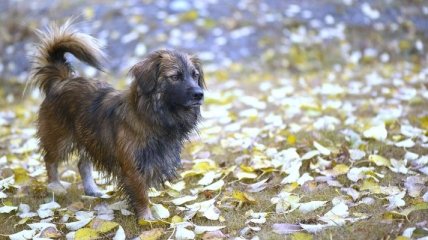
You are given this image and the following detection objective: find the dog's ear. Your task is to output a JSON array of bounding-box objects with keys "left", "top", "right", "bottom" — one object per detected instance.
[
  {"left": 130, "top": 52, "right": 161, "bottom": 95},
  {"left": 190, "top": 55, "right": 206, "bottom": 89}
]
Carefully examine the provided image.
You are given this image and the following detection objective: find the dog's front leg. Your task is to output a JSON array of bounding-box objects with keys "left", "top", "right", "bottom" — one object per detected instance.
[{"left": 120, "top": 164, "right": 154, "bottom": 221}]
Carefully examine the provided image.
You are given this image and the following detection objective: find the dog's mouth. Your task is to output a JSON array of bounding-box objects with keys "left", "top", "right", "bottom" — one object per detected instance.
[{"left": 184, "top": 100, "right": 203, "bottom": 108}]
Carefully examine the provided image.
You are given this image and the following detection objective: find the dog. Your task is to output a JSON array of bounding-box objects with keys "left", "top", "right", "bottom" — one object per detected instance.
[{"left": 30, "top": 20, "right": 205, "bottom": 220}]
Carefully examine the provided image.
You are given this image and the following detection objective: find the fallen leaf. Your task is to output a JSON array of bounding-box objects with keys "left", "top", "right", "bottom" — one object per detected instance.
[
  {"left": 74, "top": 228, "right": 99, "bottom": 240},
  {"left": 151, "top": 203, "right": 170, "bottom": 219},
  {"left": 65, "top": 218, "right": 93, "bottom": 231},
  {"left": 89, "top": 218, "right": 119, "bottom": 233},
  {"left": 291, "top": 232, "right": 313, "bottom": 240},
  {"left": 369, "top": 154, "right": 390, "bottom": 167},
  {"left": 299, "top": 223, "right": 328, "bottom": 233},
  {"left": 313, "top": 141, "right": 331, "bottom": 155},
  {"left": 201, "top": 230, "right": 227, "bottom": 239},
  {"left": 194, "top": 225, "right": 225, "bottom": 234},
  {"left": 363, "top": 123, "right": 387, "bottom": 141},
  {"left": 404, "top": 176, "right": 427, "bottom": 197},
  {"left": 113, "top": 226, "right": 126, "bottom": 240},
  {"left": 386, "top": 191, "right": 406, "bottom": 210},
  {"left": 243, "top": 178, "right": 269, "bottom": 192},
  {"left": 0, "top": 205, "right": 18, "bottom": 213},
  {"left": 9, "top": 229, "right": 36, "bottom": 240},
  {"left": 27, "top": 222, "right": 56, "bottom": 230},
  {"left": 271, "top": 192, "right": 300, "bottom": 214},
  {"left": 399, "top": 202, "right": 428, "bottom": 217},
  {"left": 172, "top": 195, "right": 198, "bottom": 206},
  {"left": 272, "top": 223, "right": 302, "bottom": 234},
  {"left": 197, "top": 171, "right": 222, "bottom": 186},
  {"left": 38, "top": 226, "right": 62, "bottom": 238},
  {"left": 319, "top": 202, "right": 349, "bottom": 226},
  {"left": 203, "top": 179, "right": 224, "bottom": 191},
  {"left": 395, "top": 138, "right": 415, "bottom": 148},
  {"left": 232, "top": 191, "right": 256, "bottom": 206},
  {"left": 137, "top": 228, "right": 163, "bottom": 240},
  {"left": 298, "top": 201, "right": 327, "bottom": 213},
  {"left": 175, "top": 222, "right": 195, "bottom": 240}
]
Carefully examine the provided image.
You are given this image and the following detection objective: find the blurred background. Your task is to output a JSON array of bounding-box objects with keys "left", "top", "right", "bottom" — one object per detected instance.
[
  {"left": 0, "top": 0, "right": 427, "bottom": 103},
  {"left": 1, "top": 2, "right": 428, "bottom": 238}
]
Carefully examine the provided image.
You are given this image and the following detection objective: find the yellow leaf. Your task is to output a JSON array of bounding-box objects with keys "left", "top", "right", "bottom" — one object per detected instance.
[
  {"left": 182, "top": 159, "right": 218, "bottom": 177},
  {"left": 369, "top": 154, "right": 390, "bottom": 167},
  {"left": 331, "top": 164, "right": 350, "bottom": 176},
  {"left": 188, "top": 142, "right": 204, "bottom": 156},
  {"left": 138, "top": 228, "right": 163, "bottom": 240},
  {"left": 360, "top": 179, "right": 381, "bottom": 194},
  {"left": 240, "top": 164, "right": 255, "bottom": 172},
  {"left": 89, "top": 219, "right": 118, "bottom": 234},
  {"left": 400, "top": 202, "right": 428, "bottom": 217},
  {"left": 171, "top": 215, "right": 183, "bottom": 224},
  {"left": 16, "top": 217, "right": 30, "bottom": 226},
  {"left": 287, "top": 135, "right": 296, "bottom": 145},
  {"left": 180, "top": 10, "right": 198, "bottom": 22},
  {"left": 291, "top": 232, "right": 313, "bottom": 240},
  {"left": 75, "top": 228, "right": 99, "bottom": 240},
  {"left": 235, "top": 170, "right": 257, "bottom": 180},
  {"left": 261, "top": 167, "right": 277, "bottom": 174},
  {"left": 193, "top": 160, "right": 217, "bottom": 172},
  {"left": 395, "top": 237, "right": 410, "bottom": 240},
  {"left": 418, "top": 115, "right": 428, "bottom": 129},
  {"left": 232, "top": 191, "right": 256, "bottom": 204},
  {"left": 301, "top": 103, "right": 320, "bottom": 112},
  {"left": 283, "top": 182, "right": 299, "bottom": 192},
  {"left": 13, "top": 167, "right": 30, "bottom": 184},
  {"left": 382, "top": 211, "right": 406, "bottom": 220}
]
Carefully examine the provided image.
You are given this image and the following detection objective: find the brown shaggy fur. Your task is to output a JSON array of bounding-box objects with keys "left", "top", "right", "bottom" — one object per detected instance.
[{"left": 30, "top": 20, "right": 205, "bottom": 220}]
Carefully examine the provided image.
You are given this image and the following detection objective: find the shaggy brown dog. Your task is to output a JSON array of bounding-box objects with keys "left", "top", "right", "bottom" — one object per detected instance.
[{"left": 30, "top": 21, "right": 205, "bottom": 220}]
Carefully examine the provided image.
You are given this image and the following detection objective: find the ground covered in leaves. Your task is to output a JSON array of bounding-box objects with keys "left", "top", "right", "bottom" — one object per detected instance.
[{"left": 1, "top": 0, "right": 428, "bottom": 239}]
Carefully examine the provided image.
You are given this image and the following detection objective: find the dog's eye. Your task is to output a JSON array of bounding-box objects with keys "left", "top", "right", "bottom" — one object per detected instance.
[
  {"left": 192, "top": 71, "right": 199, "bottom": 79},
  {"left": 170, "top": 74, "right": 181, "bottom": 81}
]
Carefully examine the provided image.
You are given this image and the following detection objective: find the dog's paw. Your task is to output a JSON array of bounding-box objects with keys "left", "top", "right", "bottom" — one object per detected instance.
[
  {"left": 47, "top": 181, "right": 67, "bottom": 195},
  {"left": 84, "top": 189, "right": 104, "bottom": 197},
  {"left": 138, "top": 208, "right": 155, "bottom": 221},
  {"left": 82, "top": 180, "right": 104, "bottom": 197}
]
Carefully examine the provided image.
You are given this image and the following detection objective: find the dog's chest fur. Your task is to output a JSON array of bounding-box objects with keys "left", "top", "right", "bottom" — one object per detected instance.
[{"left": 134, "top": 136, "right": 182, "bottom": 187}]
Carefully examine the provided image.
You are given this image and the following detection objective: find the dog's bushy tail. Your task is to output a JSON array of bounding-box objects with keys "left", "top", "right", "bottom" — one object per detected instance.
[{"left": 30, "top": 19, "right": 105, "bottom": 94}]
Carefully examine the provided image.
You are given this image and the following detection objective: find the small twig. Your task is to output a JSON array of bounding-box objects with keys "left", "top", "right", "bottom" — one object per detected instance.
[{"left": 167, "top": 228, "right": 176, "bottom": 240}]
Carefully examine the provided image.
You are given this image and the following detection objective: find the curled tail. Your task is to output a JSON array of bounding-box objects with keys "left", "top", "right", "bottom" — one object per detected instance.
[{"left": 30, "top": 19, "right": 105, "bottom": 94}]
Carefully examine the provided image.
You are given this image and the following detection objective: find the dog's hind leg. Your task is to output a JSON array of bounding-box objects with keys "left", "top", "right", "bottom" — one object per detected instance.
[
  {"left": 78, "top": 158, "right": 103, "bottom": 197},
  {"left": 45, "top": 152, "right": 67, "bottom": 195}
]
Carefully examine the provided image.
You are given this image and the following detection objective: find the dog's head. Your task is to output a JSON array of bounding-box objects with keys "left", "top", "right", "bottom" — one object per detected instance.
[{"left": 130, "top": 50, "right": 205, "bottom": 129}]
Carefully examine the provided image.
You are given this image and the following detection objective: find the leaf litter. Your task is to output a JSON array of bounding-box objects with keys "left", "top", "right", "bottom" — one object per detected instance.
[{"left": 1, "top": 1, "right": 428, "bottom": 239}]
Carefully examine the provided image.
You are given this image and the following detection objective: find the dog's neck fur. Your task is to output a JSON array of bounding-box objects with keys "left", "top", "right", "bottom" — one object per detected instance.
[{"left": 127, "top": 85, "right": 199, "bottom": 141}]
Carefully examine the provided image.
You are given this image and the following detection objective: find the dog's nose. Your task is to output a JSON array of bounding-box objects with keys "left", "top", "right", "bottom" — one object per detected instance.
[{"left": 191, "top": 88, "right": 204, "bottom": 101}]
